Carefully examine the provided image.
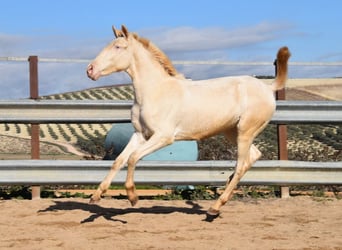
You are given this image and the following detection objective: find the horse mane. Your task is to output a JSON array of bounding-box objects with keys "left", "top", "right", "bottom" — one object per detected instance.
[{"left": 132, "top": 33, "right": 183, "bottom": 78}]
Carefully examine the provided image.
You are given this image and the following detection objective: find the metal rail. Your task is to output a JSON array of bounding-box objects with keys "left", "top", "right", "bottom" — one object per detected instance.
[
  {"left": 0, "top": 99, "right": 341, "bottom": 124},
  {"left": 274, "top": 101, "right": 342, "bottom": 124},
  {"left": 0, "top": 100, "right": 341, "bottom": 188},
  {"left": 0, "top": 99, "right": 132, "bottom": 123},
  {"left": 2, "top": 56, "right": 342, "bottom": 66},
  {"left": 0, "top": 160, "right": 341, "bottom": 186}
]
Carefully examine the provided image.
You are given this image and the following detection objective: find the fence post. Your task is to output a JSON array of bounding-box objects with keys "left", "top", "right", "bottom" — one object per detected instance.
[
  {"left": 28, "top": 56, "right": 41, "bottom": 200},
  {"left": 274, "top": 59, "right": 290, "bottom": 198}
]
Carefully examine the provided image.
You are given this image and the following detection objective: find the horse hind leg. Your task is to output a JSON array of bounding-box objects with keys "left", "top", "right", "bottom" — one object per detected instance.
[
  {"left": 222, "top": 127, "right": 262, "bottom": 165},
  {"left": 220, "top": 143, "right": 261, "bottom": 199},
  {"left": 206, "top": 125, "right": 264, "bottom": 219},
  {"left": 249, "top": 143, "right": 262, "bottom": 165},
  {"left": 207, "top": 137, "right": 254, "bottom": 217}
]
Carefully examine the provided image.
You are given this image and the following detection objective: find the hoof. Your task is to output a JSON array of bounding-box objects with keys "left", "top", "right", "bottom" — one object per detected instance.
[
  {"left": 129, "top": 196, "right": 139, "bottom": 207},
  {"left": 89, "top": 196, "right": 101, "bottom": 204},
  {"left": 207, "top": 207, "right": 220, "bottom": 216},
  {"left": 204, "top": 207, "right": 220, "bottom": 222},
  {"left": 205, "top": 212, "right": 220, "bottom": 222}
]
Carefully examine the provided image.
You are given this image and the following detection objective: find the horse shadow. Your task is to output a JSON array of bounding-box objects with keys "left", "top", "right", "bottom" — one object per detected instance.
[{"left": 38, "top": 200, "right": 217, "bottom": 224}]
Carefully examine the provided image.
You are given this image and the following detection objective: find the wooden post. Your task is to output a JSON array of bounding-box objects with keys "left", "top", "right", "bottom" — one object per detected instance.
[
  {"left": 274, "top": 59, "right": 290, "bottom": 198},
  {"left": 28, "top": 56, "right": 41, "bottom": 200}
]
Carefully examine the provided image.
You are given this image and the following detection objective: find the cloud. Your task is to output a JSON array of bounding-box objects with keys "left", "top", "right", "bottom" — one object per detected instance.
[
  {"left": 0, "top": 32, "right": 109, "bottom": 59},
  {"left": 143, "top": 22, "right": 293, "bottom": 53},
  {"left": 0, "top": 62, "right": 29, "bottom": 98},
  {"left": 0, "top": 33, "right": 122, "bottom": 99},
  {"left": 1, "top": 23, "right": 342, "bottom": 100},
  {"left": 0, "top": 33, "right": 29, "bottom": 55},
  {"left": 0, "top": 60, "right": 130, "bottom": 99},
  {"left": 0, "top": 30, "right": 135, "bottom": 99},
  {"left": 317, "top": 52, "right": 342, "bottom": 61}
]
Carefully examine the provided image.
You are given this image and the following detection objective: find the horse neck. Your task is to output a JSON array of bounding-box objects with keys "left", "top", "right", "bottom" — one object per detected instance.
[{"left": 126, "top": 42, "right": 170, "bottom": 103}]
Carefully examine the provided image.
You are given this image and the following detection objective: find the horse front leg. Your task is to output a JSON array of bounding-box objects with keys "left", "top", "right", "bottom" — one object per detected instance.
[
  {"left": 89, "top": 132, "right": 145, "bottom": 204},
  {"left": 124, "top": 134, "right": 174, "bottom": 206}
]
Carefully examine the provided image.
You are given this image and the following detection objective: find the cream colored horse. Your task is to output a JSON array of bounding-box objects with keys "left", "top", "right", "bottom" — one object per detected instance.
[{"left": 87, "top": 25, "right": 290, "bottom": 219}]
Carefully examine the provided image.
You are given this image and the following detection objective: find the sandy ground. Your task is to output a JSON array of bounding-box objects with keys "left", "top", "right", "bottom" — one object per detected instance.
[{"left": 0, "top": 196, "right": 341, "bottom": 250}]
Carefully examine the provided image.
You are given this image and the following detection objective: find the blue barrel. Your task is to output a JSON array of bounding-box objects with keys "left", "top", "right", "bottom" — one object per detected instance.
[{"left": 104, "top": 123, "right": 198, "bottom": 161}]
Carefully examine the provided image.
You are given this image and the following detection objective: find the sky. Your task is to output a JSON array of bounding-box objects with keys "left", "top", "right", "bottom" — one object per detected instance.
[{"left": 1, "top": 0, "right": 342, "bottom": 99}]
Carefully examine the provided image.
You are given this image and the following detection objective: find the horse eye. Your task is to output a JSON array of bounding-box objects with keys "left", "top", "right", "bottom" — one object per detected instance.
[{"left": 114, "top": 45, "right": 120, "bottom": 49}]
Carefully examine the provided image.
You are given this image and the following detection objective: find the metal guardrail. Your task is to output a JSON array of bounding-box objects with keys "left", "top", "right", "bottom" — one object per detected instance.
[
  {"left": 2, "top": 56, "right": 342, "bottom": 66},
  {"left": 0, "top": 160, "right": 341, "bottom": 186},
  {"left": 0, "top": 99, "right": 341, "bottom": 187},
  {"left": 274, "top": 101, "right": 342, "bottom": 124},
  {"left": 0, "top": 99, "right": 341, "bottom": 124},
  {"left": 0, "top": 99, "right": 132, "bottom": 123}
]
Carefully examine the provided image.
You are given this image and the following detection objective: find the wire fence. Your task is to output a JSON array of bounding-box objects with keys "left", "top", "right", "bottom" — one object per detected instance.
[{"left": 1, "top": 56, "right": 342, "bottom": 66}]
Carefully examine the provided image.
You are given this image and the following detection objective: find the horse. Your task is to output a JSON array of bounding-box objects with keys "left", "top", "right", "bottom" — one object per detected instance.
[{"left": 87, "top": 25, "right": 290, "bottom": 220}]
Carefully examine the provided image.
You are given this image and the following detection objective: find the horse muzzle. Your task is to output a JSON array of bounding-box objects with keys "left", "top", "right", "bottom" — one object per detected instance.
[{"left": 86, "top": 63, "right": 101, "bottom": 81}]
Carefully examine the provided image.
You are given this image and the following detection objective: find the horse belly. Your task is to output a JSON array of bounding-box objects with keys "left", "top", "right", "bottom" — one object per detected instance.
[{"left": 175, "top": 109, "right": 239, "bottom": 140}]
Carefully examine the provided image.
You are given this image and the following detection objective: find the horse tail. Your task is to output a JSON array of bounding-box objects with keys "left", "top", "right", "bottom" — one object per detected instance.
[{"left": 272, "top": 46, "right": 291, "bottom": 91}]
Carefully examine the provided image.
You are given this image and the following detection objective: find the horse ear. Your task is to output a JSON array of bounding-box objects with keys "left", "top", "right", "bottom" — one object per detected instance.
[
  {"left": 121, "top": 25, "right": 129, "bottom": 37},
  {"left": 112, "top": 25, "right": 123, "bottom": 38}
]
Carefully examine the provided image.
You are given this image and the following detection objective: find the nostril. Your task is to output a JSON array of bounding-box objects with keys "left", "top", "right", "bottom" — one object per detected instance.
[
  {"left": 87, "top": 63, "right": 100, "bottom": 80},
  {"left": 87, "top": 64, "right": 93, "bottom": 74}
]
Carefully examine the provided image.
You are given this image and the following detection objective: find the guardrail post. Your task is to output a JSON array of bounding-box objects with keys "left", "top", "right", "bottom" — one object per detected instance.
[
  {"left": 274, "top": 59, "right": 290, "bottom": 198},
  {"left": 28, "top": 56, "right": 41, "bottom": 200}
]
